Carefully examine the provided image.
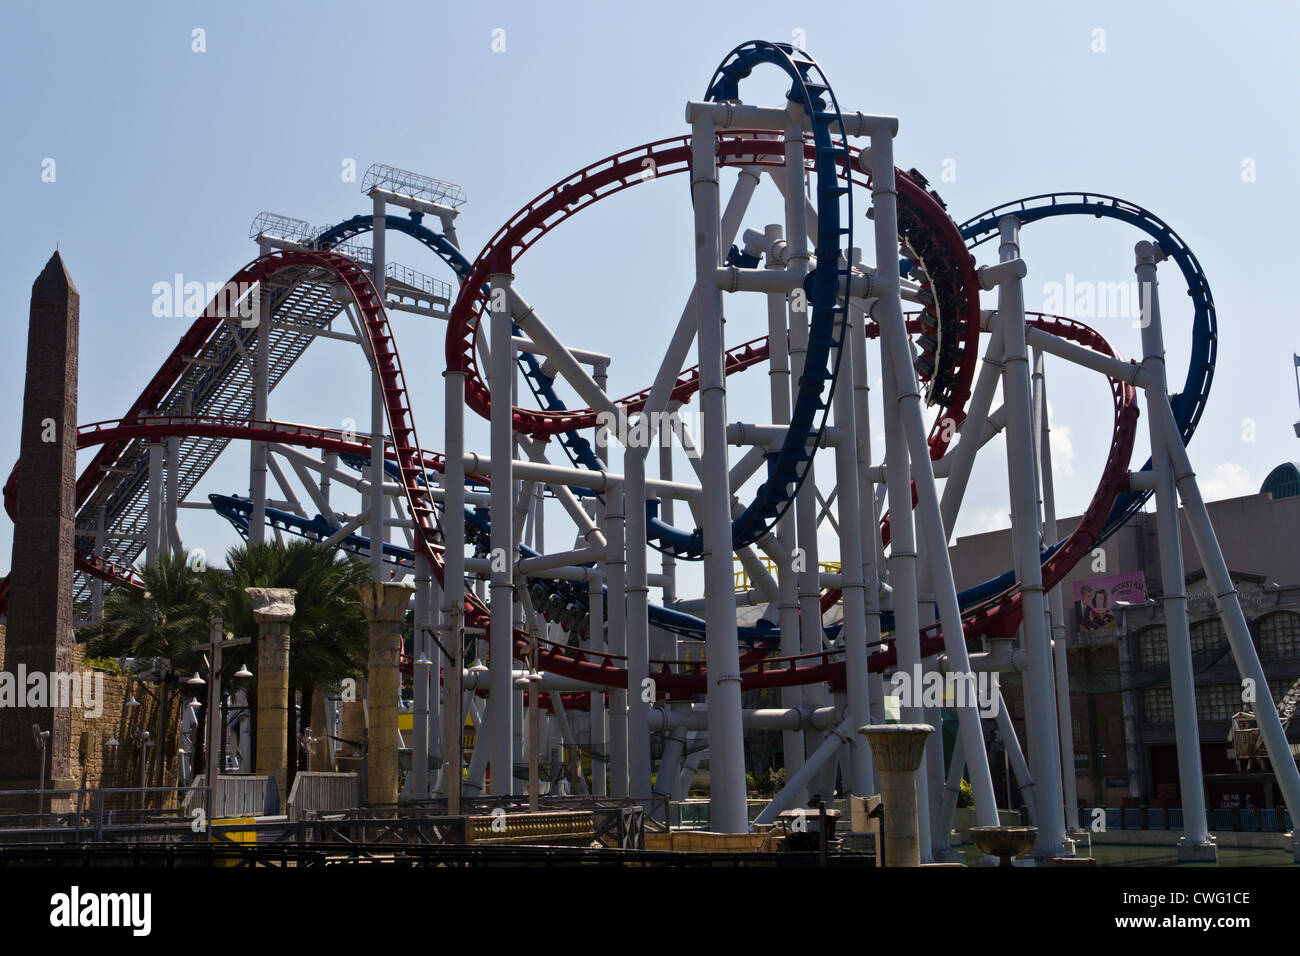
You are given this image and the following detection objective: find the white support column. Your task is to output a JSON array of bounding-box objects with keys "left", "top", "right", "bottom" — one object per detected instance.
[
  {"left": 369, "top": 196, "right": 388, "bottom": 579},
  {"left": 834, "top": 251, "right": 873, "bottom": 798},
  {"left": 1033, "top": 348, "right": 1082, "bottom": 833},
  {"left": 588, "top": 567, "right": 607, "bottom": 798},
  {"left": 250, "top": 266, "right": 271, "bottom": 547},
  {"left": 880, "top": 354, "right": 931, "bottom": 855},
  {"left": 146, "top": 431, "right": 164, "bottom": 567},
  {"left": 764, "top": 223, "right": 807, "bottom": 788},
  {"left": 589, "top": 369, "right": 610, "bottom": 799},
  {"left": 411, "top": 553, "right": 432, "bottom": 798},
  {"left": 427, "top": 566, "right": 442, "bottom": 793},
  {"left": 995, "top": 694, "right": 1038, "bottom": 820},
  {"left": 624, "top": 453, "right": 653, "bottom": 798},
  {"left": 1152, "top": 391, "right": 1300, "bottom": 850},
  {"left": 1135, "top": 241, "right": 1214, "bottom": 857},
  {"left": 441, "top": 366, "right": 467, "bottom": 814},
  {"left": 166, "top": 436, "right": 182, "bottom": 558},
  {"left": 783, "top": 113, "right": 830, "bottom": 776},
  {"left": 988, "top": 216, "right": 1066, "bottom": 858},
  {"left": 488, "top": 269, "right": 516, "bottom": 796},
  {"left": 689, "top": 111, "right": 747, "bottom": 833},
  {"left": 604, "top": 482, "right": 629, "bottom": 798},
  {"left": 867, "top": 128, "right": 999, "bottom": 837}
]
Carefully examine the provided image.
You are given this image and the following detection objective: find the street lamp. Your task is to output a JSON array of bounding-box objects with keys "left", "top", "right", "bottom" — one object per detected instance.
[{"left": 190, "top": 617, "right": 252, "bottom": 799}]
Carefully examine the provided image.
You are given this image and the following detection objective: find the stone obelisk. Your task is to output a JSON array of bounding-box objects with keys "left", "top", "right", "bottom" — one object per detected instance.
[{"left": 0, "top": 252, "right": 80, "bottom": 789}]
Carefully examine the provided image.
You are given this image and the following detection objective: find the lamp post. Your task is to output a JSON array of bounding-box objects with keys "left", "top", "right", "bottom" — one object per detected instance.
[
  {"left": 300, "top": 728, "right": 320, "bottom": 773},
  {"left": 135, "top": 731, "right": 154, "bottom": 807},
  {"left": 191, "top": 617, "right": 252, "bottom": 813}
]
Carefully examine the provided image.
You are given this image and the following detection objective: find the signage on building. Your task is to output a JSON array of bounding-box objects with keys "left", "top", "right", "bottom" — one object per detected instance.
[
  {"left": 1187, "top": 578, "right": 1269, "bottom": 608},
  {"left": 1074, "top": 572, "right": 1146, "bottom": 636}
]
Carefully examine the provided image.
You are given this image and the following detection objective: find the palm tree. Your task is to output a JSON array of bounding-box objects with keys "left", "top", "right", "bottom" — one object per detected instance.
[
  {"left": 85, "top": 541, "right": 373, "bottom": 789},
  {"left": 209, "top": 540, "right": 372, "bottom": 785},
  {"left": 81, "top": 553, "right": 211, "bottom": 674},
  {"left": 80, "top": 554, "right": 212, "bottom": 791}
]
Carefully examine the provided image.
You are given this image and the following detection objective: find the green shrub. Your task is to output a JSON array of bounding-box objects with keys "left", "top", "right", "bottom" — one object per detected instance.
[{"left": 82, "top": 656, "right": 126, "bottom": 676}]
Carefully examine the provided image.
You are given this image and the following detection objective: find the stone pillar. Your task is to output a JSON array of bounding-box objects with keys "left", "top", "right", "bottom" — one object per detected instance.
[
  {"left": 860, "top": 723, "right": 934, "bottom": 867},
  {"left": 247, "top": 588, "right": 295, "bottom": 805},
  {"left": 358, "top": 581, "right": 414, "bottom": 805},
  {"left": 0, "top": 253, "right": 80, "bottom": 790}
]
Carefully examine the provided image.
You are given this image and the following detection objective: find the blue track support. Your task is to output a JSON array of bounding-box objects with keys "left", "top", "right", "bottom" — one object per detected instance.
[
  {"left": 649, "top": 40, "right": 853, "bottom": 560},
  {"left": 959, "top": 192, "right": 1217, "bottom": 545}
]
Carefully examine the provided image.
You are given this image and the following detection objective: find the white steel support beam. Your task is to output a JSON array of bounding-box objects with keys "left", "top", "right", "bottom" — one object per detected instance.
[
  {"left": 441, "top": 362, "right": 467, "bottom": 815},
  {"left": 369, "top": 195, "right": 388, "bottom": 580},
  {"left": 985, "top": 216, "right": 1066, "bottom": 858},
  {"left": 689, "top": 110, "right": 747, "bottom": 833},
  {"left": 867, "top": 130, "right": 1000, "bottom": 843},
  {"left": 1135, "top": 241, "right": 1214, "bottom": 854},
  {"left": 488, "top": 269, "right": 516, "bottom": 795}
]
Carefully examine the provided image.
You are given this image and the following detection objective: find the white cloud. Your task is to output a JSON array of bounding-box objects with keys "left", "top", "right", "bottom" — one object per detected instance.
[
  {"left": 1199, "top": 462, "right": 1254, "bottom": 501},
  {"left": 974, "top": 507, "right": 1011, "bottom": 533},
  {"left": 1046, "top": 400, "right": 1076, "bottom": 478}
]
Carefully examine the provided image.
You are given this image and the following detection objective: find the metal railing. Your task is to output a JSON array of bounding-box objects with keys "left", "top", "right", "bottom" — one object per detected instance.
[{"left": 0, "top": 786, "right": 210, "bottom": 843}]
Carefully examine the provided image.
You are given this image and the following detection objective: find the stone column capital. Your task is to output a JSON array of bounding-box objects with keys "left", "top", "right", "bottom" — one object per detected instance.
[
  {"left": 246, "top": 587, "right": 296, "bottom": 623},
  {"left": 859, "top": 723, "right": 934, "bottom": 774},
  {"left": 357, "top": 580, "right": 416, "bottom": 624}
]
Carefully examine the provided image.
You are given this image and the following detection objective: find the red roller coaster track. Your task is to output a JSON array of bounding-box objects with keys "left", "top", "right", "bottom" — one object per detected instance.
[{"left": 2, "top": 138, "right": 1139, "bottom": 701}]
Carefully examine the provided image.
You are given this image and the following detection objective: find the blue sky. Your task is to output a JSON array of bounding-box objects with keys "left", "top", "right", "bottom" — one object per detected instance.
[{"left": 1, "top": 0, "right": 1298, "bottom": 586}]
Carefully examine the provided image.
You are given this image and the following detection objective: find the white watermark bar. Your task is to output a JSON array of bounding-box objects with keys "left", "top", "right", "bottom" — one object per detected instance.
[
  {"left": 462, "top": 453, "right": 702, "bottom": 502},
  {"left": 0, "top": 667, "right": 105, "bottom": 718}
]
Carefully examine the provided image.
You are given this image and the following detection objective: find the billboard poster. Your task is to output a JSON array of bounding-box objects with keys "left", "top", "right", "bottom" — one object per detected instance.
[{"left": 1072, "top": 572, "right": 1146, "bottom": 635}]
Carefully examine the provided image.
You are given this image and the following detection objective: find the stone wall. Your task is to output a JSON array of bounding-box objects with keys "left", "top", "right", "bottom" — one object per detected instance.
[
  {"left": 0, "top": 624, "right": 181, "bottom": 809},
  {"left": 66, "top": 643, "right": 181, "bottom": 803}
]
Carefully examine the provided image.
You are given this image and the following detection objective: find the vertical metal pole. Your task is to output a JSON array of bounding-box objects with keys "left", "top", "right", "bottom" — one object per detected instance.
[
  {"left": 765, "top": 222, "right": 807, "bottom": 787},
  {"left": 991, "top": 216, "right": 1065, "bottom": 856},
  {"left": 1135, "top": 241, "right": 1212, "bottom": 851},
  {"left": 848, "top": 255, "right": 882, "bottom": 792},
  {"left": 250, "top": 265, "right": 271, "bottom": 548},
  {"left": 488, "top": 268, "right": 516, "bottom": 795},
  {"left": 146, "top": 434, "right": 164, "bottom": 567},
  {"left": 868, "top": 128, "right": 999, "bottom": 833},
  {"left": 834, "top": 255, "right": 873, "bottom": 798},
  {"left": 442, "top": 366, "right": 466, "bottom": 815},
  {"left": 880, "top": 354, "right": 931, "bottom": 854},
  {"left": 369, "top": 195, "right": 388, "bottom": 580},
  {"left": 784, "top": 116, "right": 829, "bottom": 777},
  {"left": 412, "top": 554, "right": 431, "bottom": 798},
  {"left": 690, "top": 112, "right": 747, "bottom": 833},
  {"left": 624, "top": 453, "right": 653, "bottom": 798},
  {"left": 166, "top": 436, "right": 182, "bottom": 558},
  {"left": 604, "top": 481, "right": 629, "bottom": 798},
  {"left": 590, "top": 367, "right": 609, "bottom": 799},
  {"left": 206, "top": 618, "right": 223, "bottom": 790},
  {"left": 1149, "top": 375, "right": 1300, "bottom": 837},
  {"left": 652, "top": 417, "right": 684, "bottom": 804},
  {"left": 1033, "top": 348, "right": 1081, "bottom": 831}
]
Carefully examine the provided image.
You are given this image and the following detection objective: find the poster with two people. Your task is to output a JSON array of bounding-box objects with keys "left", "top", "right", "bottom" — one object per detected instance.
[{"left": 1072, "top": 571, "right": 1147, "bottom": 636}]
